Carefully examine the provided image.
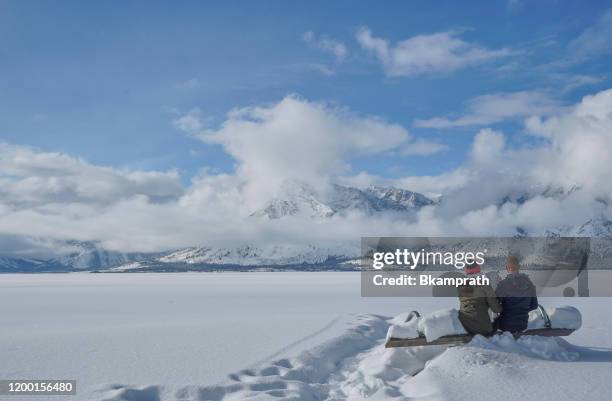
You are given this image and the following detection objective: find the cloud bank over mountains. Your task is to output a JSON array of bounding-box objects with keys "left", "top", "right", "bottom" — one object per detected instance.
[{"left": 1, "top": 88, "right": 612, "bottom": 257}]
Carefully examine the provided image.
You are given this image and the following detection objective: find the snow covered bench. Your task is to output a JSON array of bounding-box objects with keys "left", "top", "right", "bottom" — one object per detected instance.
[{"left": 385, "top": 306, "right": 581, "bottom": 348}]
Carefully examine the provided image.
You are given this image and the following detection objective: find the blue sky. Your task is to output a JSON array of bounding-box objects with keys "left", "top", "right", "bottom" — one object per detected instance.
[
  {"left": 1, "top": 0, "right": 611, "bottom": 182},
  {"left": 2, "top": 1, "right": 612, "bottom": 254}
]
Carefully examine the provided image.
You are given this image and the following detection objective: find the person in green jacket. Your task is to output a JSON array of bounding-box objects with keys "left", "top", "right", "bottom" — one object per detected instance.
[{"left": 457, "top": 262, "right": 503, "bottom": 336}]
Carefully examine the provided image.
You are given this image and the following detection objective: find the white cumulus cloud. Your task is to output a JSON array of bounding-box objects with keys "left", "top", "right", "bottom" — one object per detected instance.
[
  {"left": 0, "top": 143, "right": 183, "bottom": 207},
  {"left": 175, "top": 95, "right": 412, "bottom": 206}
]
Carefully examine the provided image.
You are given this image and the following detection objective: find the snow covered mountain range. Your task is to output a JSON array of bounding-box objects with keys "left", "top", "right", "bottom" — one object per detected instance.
[
  {"left": 1, "top": 182, "right": 610, "bottom": 272},
  {"left": 0, "top": 240, "right": 157, "bottom": 272}
]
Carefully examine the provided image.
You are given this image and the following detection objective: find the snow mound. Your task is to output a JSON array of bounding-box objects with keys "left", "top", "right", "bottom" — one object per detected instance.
[
  {"left": 386, "top": 320, "right": 420, "bottom": 341},
  {"left": 386, "top": 312, "right": 420, "bottom": 341},
  {"left": 389, "top": 311, "right": 418, "bottom": 325},
  {"left": 529, "top": 306, "right": 582, "bottom": 330},
  {"left": 470, "top": 332, "right": 580, "bottom": 361},
  {"left": 386, "top": 309, "right": 466, "bottom": 342},
  {"left": 405, "top": 334, "right": 592, "bottom": 401},
  {"left": 419, "top": 308, "right": 467, "bottom": 342},
  {"left": 327, "top": 343, "right": 448, "bottom": 400}
]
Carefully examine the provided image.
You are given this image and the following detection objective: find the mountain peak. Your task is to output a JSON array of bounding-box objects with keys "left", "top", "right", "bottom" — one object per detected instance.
[
  {"left": 365, "top": 186, "right": 436, "bottom": 209},
  {"left": 250, "top": 181, "right": 334, "bottom": 219},
  {"left": 250, "top": 182, "right": 435, "bottom": 219}
]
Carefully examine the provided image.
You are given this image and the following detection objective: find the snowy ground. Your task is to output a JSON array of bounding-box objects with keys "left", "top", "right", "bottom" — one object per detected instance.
[{"left": 1, "top": 273, "right": 611, "bottom": 401}]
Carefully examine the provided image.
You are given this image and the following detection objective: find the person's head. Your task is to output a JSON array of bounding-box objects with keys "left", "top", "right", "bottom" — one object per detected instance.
[
  {"left": 506, "top": 255, "right": 520, "bottom": 273},
  {"left": 464, "top": 261, "right": 481, "bottom": 275}
]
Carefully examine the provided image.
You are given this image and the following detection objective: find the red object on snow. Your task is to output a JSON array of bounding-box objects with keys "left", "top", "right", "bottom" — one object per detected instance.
[{"left": 465, "top": 264, "right": 481, "bottom": 275}]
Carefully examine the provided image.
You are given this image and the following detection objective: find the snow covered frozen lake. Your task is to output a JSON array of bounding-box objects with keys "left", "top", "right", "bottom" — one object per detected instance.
[{"left": 1, "top": 272, "right": 612, "bottom": 401}]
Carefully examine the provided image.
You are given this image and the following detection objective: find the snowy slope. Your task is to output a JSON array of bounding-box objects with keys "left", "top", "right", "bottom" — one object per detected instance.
[
  {"left": 251, "top": 182, "right": 435, "bottom": 219},
  {"left": 42, "top": 241, "right": 157, "bottom": 271},
  {"left": 553, "top": 214, "right": 612, "bottom": 238},
  {"left": 158, "top": 244, "right": 359, "bottom": 266},
  {"left": 250, "top": 181, "right": 335, "bottom": 219},
  {"left": 151, "top": 213, "right": 612, "bottom": 271},
  {"left": 0, "top": 241, "right": 161, "bottom": 272},
  {"left": 365, "top": 185, "right": 436, "bottom": 210},
  {"left": 0, "top": 256, "right": 44, "bottom": 271}
]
